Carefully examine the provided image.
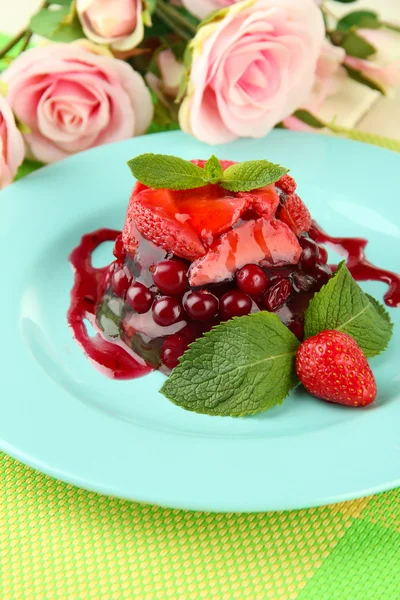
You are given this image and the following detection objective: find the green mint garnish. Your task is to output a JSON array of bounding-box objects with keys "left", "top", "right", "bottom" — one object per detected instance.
[
  {"left": 304, "top": 262, "right": 393, "bottom": 357},
  {"left": 160, "top": 313, "right": 300, "bottom": 417},
  {"left": 127, "top": 153, "right": 288, "bottom": 192}
]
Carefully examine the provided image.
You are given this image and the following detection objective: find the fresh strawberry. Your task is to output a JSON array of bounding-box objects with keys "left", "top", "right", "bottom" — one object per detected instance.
[
  {"left": 239, "top": 184, "right": 280, "bottom": 219},
  {"left": 276, "top": 174, "right": 297, "bottom": 194},
  {"left": 296, "top": 330, "right": 377, "bottom": 407},
  {"left": 191, "top": 159, "right": 236, "bottom": 170},
  {"left": 277, "top": 192, "right": 311, "bottom": 236},
  {"left": 189, "top": 218, "right": 301, "bottom": 287},
  {"left": 123, "top": 182, "right": 250, "bottom": 259}
]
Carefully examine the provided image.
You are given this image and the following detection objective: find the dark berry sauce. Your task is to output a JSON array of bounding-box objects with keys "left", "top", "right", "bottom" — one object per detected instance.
[
  {"left": 68, "top": 222, "right": 399, "bottom": 380},
  {"left": 309, "top": 221, "right": 400, "bottom": 308}
]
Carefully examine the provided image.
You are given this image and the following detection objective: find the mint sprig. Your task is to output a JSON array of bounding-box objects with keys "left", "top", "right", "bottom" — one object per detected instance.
[
  {"left": 160, "top": 313, "right": 300, "bottom": 417},
  {"left": 304, "top": 262, "right": 393, "bottom": 357},
  {"left": 127, "top": 153, "right": 288, "bottom": 192}
]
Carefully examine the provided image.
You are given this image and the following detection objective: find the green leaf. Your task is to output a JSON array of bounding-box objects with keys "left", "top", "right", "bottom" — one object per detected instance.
[
  {"left": 127, "top": 153, "right": 209, "bottom": 190},
  {"left": 204, "top": 155, "right": 223, "bottom": 183},
  {"left": 293, "top": 110, "right": 325, "bottom": 129},
  {"left": 221, "top": 160, "right": 288, "bottom": 192},
  {"left": 344, "top": 65, "right": 387, "bottom": 94},
  {"left": 30, "top": 6, "right": 84, "bottom": 42},
  {"left": 161, "top": 313, "right": 300, "bottom": 417},
  {"left": 197, "top": 6, "right": 231, "bottom": 28},
  {"left": 304, "top": 262, "right": 393, "bottom": 358},
  {"left": 337, "top": 10, "right": 380, "bottom": 31},
  {"left": 338, "top": 30, "right": 376, "bottom": 58},
  {"left": 15, "top": 159, "right": 44, "bottom": 182},
  {"left": 175, "top": 70, "right": 189, "bottom": 104},
  {"left": 144, "top": 0, "right": 156, "bottom": 14},
  {"left": 365, "top": 294, "right": 392, "bottom": 326},
  {"left": 382, "top": 21, "right": 400, "bottom": 34}
]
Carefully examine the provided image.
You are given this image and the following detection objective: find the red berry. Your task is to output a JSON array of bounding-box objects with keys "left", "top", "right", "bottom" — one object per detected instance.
[
  {"left": 299, "top": 237, "right": 319, "bottom": 273},
  {"left": 236, "top": 264, "right": 268, "bottom": 297},
  {"left": 277, "top": 193, "right": 311, "bottom": 236},
  {"left": 126, "top": 282, "right": 153, "bottom": 313},
  {"left": 152, "top": 259, "right": 189, "bottom": 295},
  {"left": 220, "top": 291, "right": 252, "bottom": 320},
  {"left": 263, "top": 279, "right": 292, "bottom": 312},
  {"left": 314, "top": 263, "right": 332, "bottom": 285},
  {"left": 318, "top": 245, "right": 328, "bottom": 265},
  {"left": 287, "top": 318, "right": 304, "bottom": 340},
  {"left": 111, "top": 265, "right": 132, "bottom": 297},
  {"left": 276, "top": 174, "right": 297, "bottom": 194},
  {"left": 296, "top": 330, "right": 377, "bottom": 407},
  {"left": 161, "top": 335, "right": 189, "bottom": 370},
  {"left": 113, "top": 234, "right": 126, "bottom": 260},
  {"left": 184, "top": 291, "right": 219, "bottom": 322},
  {"left": 152, "top": 297, "right": 183, "bottom": 327}
]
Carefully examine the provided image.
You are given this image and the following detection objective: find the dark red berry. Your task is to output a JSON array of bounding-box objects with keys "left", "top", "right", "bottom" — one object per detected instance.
[
  {"left": 111, "top": 265, "right": 132, "bottom": 297},
  {"left": 113, "top": 234, "right": 126, "bottom": 260},
  {"left": 184, "top": 291, "right": 219, "bottom": 322},
  {"left": 126, "top": 282, "right": 153, "bottom": 313},
  {"left": 152, "top": 297, "right": 183, "bottom": 327},
  {"left": 236, "top": 264, "right": 268, "bottom": 297},
  {"left": 220, "top": 291, "right": 252, "bottom": 320},
  {"left": 291, "top": 271, "right": 315, "bottom": 293},
  {"left": 314, "top": 263, "right": 332, "bottom": 286},
  {"left": 264, "top": 279, "right": 292, "bottom": 312},
  {"left": 161, "top": 334, "right": 189, "bottom": 369},
  {"left": 152, "top": 259, "right": 189, "bottom": 295},
  {"left": 287, "top": 318, "right": 304, "bottom": 340},
  {"left": 299, "top": 237, "right": 319, "bottom": 273},
  {"left": 318, "top": 245, "right": 328, "bottom": 265}
]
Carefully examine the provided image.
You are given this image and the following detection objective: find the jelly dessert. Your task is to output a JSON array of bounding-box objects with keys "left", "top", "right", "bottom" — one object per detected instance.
[{"left": 68, "top": 155, "right": 400, "bottom": 384}]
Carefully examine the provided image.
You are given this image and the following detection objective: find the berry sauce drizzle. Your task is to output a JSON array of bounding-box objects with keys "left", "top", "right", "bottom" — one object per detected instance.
[
  {"left": 67, "top": 228, "right": 152, "bottom": 379},
  {"left": 309, "top": 221, "right": 400, "bottom": 308},
  {"left": 68, "top": 223, "right": 400, "bottom": 380}
]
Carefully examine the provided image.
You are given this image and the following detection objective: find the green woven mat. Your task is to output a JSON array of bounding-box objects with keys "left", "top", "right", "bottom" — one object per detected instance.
[{"left": 1, "top": 129, "right": 400, "bottom": 599}]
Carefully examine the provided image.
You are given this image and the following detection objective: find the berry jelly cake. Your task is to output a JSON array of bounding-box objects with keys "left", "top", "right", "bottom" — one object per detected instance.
[{"left": 85, "top": 160, "right": 334, "bottom": 374}]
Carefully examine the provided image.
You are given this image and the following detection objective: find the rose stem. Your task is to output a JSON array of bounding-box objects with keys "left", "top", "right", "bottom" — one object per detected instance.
[
  {"left": 0, "top": 30, "right": 27, "bottom": 60},
  {"left": 154, "top": 6, "right": 192, "bottom": 42},
  {"left": 156, "top": 0, "right": 198, "bottom": 36}
]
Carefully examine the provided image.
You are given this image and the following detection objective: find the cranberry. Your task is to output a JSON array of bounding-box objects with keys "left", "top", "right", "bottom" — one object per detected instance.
[
  {"left": 113, "top": 234, "right": 126, "bottom": 260},
  {"left": 126, "top": 283, "right": 153, "bottom": 314},
  {"left": 314, "top": 263, "right": 332, "bottom": 286},
  {"left": 236, "top": 264, "right": 269, "bottom": 297},
  {"left": 152, "top": 259, "right": 189, "bottom": 295},
  {"left": 184, "top": 291, "right": 219, "bottom": 322},
  {"left": 111, "top": 265, "right": 132, "bottom": 297},
  {"left": 264, "top": 279, "right": 292, "bottom": 312},
  {"left": 220, "top": 291, "right": 252, "bottom": 320},
  {"left": 152, "top": 297, "right": 183, "bottom": 327},
  {"left": 299, "top": 237, "right": 319, "bottom": 273},
  {"left": 318, "top": 245, "right": 328, "bottom": 265},
  {"left": 161, "top": 335, "right": 189, "bottom": 370}
]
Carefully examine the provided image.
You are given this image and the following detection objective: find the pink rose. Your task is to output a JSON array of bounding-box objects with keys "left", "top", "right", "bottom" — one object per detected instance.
[
  {"left": 284, "top": 40, "right": 346, "bottom": 131},
  {"left": 0, "top": 95, "right": 24, "bottom": 189},
  {"left": 179, "top": 0, "right": 325, "bottom": 144},
  {"left": 146, "top": 49, "right": 185, "bottom": 102},
  {"left": 2, "top": 44, "right": 153, "bottom": 163},
  {"left": 183, "top": 0, "right": 322, "bottom": 19},
  {"left": 344, "top": 28, "right": 400, "bottom": 92},
  {"left": 77, "top": 0, "right": 144, "bottom": 51}
]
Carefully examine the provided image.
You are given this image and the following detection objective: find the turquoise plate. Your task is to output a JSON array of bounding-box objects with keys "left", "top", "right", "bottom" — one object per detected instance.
[{"left": 1, "top": 130, "right": 399, "bottom": 512}]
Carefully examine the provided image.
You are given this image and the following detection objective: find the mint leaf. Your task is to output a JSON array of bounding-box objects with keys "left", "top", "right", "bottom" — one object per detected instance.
[
  {"left": 127, "top": 154, "right": 208, "bottom": 190},
  {"left": 304, "top": 262, "right": 393, "bottom": 357},
  {"left": 161, "top": 313, "right": 300, "bottom": 417},
  {"left": 204, "top": 155, "right": 223, "bottom": 183},
  {"left": 221, "top": 160, "right": 288, "bottom": 192}
]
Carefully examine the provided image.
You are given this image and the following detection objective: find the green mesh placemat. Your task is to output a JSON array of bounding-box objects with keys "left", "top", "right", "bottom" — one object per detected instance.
[{"left": 1, "top": 129, "right": 400, "bottom": 599}]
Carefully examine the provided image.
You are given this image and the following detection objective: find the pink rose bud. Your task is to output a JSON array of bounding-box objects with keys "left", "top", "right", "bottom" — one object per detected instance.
[
  {"left": 344, "top": 28, "right": 400, "bottom": 93},
  {"left": 157, "top": 49, "right": 185, "bottom": 98},
  {"left": 3, "top": 44, "right": 153, "bottom": 164},
  {"left": 77, "top": 0, "right": 144, "bottom": 51},
  {"left": 0, "top": 95, "right": 24, "bottom": 189},
  {"left": 179, "top": 0, "right": 324, "bottom": 144}
]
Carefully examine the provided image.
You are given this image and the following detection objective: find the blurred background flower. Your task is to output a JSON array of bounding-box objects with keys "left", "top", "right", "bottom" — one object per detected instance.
[{"left": 0, "top": 94, "right": 24, "bottom": 188}]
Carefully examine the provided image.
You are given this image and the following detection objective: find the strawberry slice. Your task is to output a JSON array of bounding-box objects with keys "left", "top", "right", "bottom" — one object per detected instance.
[
  {"left": 123, "top": 182, "right": 250, "bottom": 260},
  {"left": 277, "top": 193, "right": 311, "bottom": 237},
  {"left": 239, "top": 184, "right": 280, "bottom": 219},
  {"left": 189, "top": 218, "right": 302, "bottom": 287}
]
